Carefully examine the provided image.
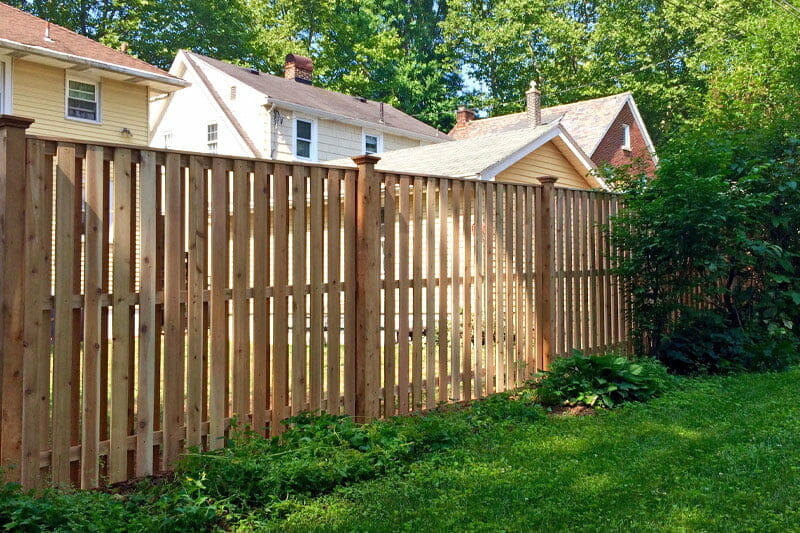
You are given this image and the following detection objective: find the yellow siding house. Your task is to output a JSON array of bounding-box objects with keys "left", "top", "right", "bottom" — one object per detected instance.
[{"left": 0, "top": 3, "right": 187, "bottom": 145}]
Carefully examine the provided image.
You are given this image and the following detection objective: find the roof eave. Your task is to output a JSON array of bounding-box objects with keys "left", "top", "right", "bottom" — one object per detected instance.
[
  {"left": 0, "top": 38, "right": 189, "bottom": 91},
  {"left": 263, "top": 97, "right": 450, "bottom": 144}
]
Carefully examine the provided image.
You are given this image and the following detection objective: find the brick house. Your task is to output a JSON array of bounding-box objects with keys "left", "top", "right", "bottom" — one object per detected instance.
[{"left": 449, "top": 83, "right": 657, "bottom": 176}]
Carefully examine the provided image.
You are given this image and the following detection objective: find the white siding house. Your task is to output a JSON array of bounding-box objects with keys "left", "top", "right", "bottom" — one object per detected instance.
[{"left": 150, "top": 51, "right": 449, "bottom": 159}]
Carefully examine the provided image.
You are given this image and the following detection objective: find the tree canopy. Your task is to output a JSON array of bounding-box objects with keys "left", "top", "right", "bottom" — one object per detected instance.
[{"left": 7, "top": 0, "right": 798, "bottom": 139}]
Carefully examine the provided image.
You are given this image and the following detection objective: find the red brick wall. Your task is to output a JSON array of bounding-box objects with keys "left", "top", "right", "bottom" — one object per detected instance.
[{"left": 591, "top": 102, "right": 656, "bottom": 176}]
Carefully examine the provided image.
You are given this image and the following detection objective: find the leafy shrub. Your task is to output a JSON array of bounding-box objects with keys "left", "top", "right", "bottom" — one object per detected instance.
[
  {"left": 655, "top": 309, "right": 800, "bottom": 374},
  {"left": 0, "top": 476, "right": 224, "bottom": 532},
  {"left": 534, "top": 352, "right": 672, "bottom": 408}
]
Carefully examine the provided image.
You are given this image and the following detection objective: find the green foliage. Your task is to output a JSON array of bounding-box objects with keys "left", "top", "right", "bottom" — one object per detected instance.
[
  {"left": 11, "top": 1, "right": 799, "bottom": 138},
  {"left": 0, "top": 476, "right": 225, "bottom": 532},
  {"left": 534, "top": 352, "right": 672, "bottom": 409},
  {"left": 273, "top": 368, "right": 800, "bottom": 532}
]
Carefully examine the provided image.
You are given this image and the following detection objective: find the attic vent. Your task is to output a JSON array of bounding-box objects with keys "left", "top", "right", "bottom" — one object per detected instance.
[
  {"left": 354, "top": 96, "right": 367, "bottom": 103},
  {"left": 247, "top": 68, "right": 259, "bottom": 75},
  {"left": 230, "top": 86, "right": 237, "bottom": 100}
]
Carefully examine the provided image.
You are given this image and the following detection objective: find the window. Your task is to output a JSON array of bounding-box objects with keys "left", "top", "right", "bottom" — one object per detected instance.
[
  {"left": 164, "top": 131, "right": 172, "bottom": 149},
  {"left": 207, "top": 123, "right": 218, "bottom": 153},
  {"left": 294, "top": 118, "right": 316, "bottom": 160},
  {"left": 0, "top": 60, "right": 5, "bottom": 113},
  {"left": 364, "top": 133, "right": 382, "bottom": 155},
  {"left": 67, "top": 79, "right": 100, "bottom": 122},
  {"left": 622, "top": 124, "right": 631, "bottom": 151},
  {"left": 230, "top": 85, "right": 237, "bottom": 100}
]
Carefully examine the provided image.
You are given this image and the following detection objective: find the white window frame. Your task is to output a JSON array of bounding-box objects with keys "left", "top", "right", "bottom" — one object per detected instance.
[
  {"left": 0, "top": 58, "right": 11, "bottom": 114},
  {"left": 207, "top": 122, "right": 218, "bottom": 153},
  {"left": 163, "top": 131, "right": 173, "bottom": 149},
  {"left": 363, "top": 131, "right": 383, "bottom": 155},
  {"left": 65, "top": 77, "right": 101, "bottom": 124},
  {"left": 292, "top": 116, "right": 317, "bottom": 162},
  {"left": 622, "top": 123, "right": 631, "bottom": 151}
]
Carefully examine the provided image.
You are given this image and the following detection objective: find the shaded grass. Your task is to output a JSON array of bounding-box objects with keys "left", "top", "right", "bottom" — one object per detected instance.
[{"left": 272, "top": 368, "right": 800, "bottom": 532}]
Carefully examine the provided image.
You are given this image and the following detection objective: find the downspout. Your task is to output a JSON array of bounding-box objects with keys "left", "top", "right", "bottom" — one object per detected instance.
[{"left": 264, "top": 99, "right": 278, "bottom": 159}]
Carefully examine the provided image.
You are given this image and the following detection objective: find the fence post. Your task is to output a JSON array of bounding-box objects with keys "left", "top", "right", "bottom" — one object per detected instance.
[
  {"left": 0, "top": 115, "right": 34, "bottom": 484},
  {"left": 351, "top": 155, "right": 381, "bottom": 422},
  {"left": 535, "top": 176, "right": 557, "bottom": 370}
]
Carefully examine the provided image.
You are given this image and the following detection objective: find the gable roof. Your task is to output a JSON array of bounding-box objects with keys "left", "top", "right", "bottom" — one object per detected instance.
[
  {"left": 0, "top": 2, "right": 186, "bottom": 89},
  {"left": 450, "top": 92, "right": 650, "bottom": 157},
  {"left": 184, "top": 51, "right": 449, "bottom": 143},
  {"left": 328, "top": 121, "right": 607, "bottom": 189}
]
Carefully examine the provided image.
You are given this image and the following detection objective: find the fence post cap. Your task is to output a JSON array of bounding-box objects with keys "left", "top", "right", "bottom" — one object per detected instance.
[
  {"left": 351, "top": 154, "right": 381, "bottom": 166},
  {"left": 538, "top": 176, "right": 558, "bottom": 185},
  {"left": 0, "top": 115, "right": 34, "bottom": 129}
]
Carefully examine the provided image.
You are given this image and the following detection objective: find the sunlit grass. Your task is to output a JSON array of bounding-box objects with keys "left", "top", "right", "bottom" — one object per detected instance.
[{"left": 272, "top": 368, "right": 800, "bottom": 532}]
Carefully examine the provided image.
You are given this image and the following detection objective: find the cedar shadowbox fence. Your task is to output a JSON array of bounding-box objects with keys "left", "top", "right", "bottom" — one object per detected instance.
[{"left": 0, "top": 116, "right": 628, "bottom": 490}]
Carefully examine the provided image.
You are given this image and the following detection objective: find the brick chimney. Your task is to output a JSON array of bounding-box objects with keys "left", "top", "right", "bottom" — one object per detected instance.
[
  {"left": 526, "top": 80, "right": 541, "bottom": 126},
  {"left": 456, "top": 106, "right": 476, "bottom": 127},
  {"left": 450, "top": 106, "right": 477, "bottom": 140},
  {"left": 284, "top": 53, "right": 313, "bottom": 85}
]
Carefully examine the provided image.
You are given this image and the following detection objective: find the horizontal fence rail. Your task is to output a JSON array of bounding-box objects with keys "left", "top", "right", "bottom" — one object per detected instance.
[{"left": 0, "top": 118, "right": 629, "bottom": 489}]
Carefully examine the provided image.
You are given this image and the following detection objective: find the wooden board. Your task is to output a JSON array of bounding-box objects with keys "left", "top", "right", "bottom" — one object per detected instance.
[
  {"left": 110, "top": 148, "right": 132, "bottom": 483},
  {"left": 271, "top": 164, "right": 290, "bottom": 434},
  {"left": 135, "top": 150, "right": 157, "bottom": 477},
  {"left": 208, "top": 158, "right": 228, "bottom": 448},
  {"left": 326, "top": 170, "right": 342, "bottom": 414},
  {"left": 437, "top": 181, "right": 448, "bottom": 403},
  {"left": 291, "top": 167, "right": 307, "bottom": 415},
  {"left": 411, "top": 177, "right": 424, "bottom": 410},
  {"left": 252, "top": 162, "right": 271, "bottom": 436},
  {"left": 162, "top": 153, "right": 184, "bottom": 466},
  {"left": 232, "top": 160, "right": 251, "bottom": 421},
  {"left": 425, "top": 179, "right": 436, "bottom": 409},
  {"left": 397, "top": 176, "right": 411, "bottom": 414},
  {"left": 383, "top": 175, "right": 396, "bottom": 416},
  {"left": 186, "top": 157, "right": 206, "bottom": 449}
]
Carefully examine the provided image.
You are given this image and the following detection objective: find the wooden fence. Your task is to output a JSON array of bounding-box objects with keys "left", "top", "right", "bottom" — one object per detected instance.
[{"left": 0, "top": 117, "right": 628, "bottom": 489}]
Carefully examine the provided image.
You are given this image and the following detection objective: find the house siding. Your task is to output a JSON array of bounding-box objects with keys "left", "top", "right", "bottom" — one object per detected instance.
[
  {"left": 150, "top": 56, "right": 259, "bottom": 156},
  {"left": 496, "top": 140, "right": 591, "bottom": 189},
  {"left": 12, "top": 58, "right": 150, "bottom": 145},
  {"left": 591, "top": 102, "right": 656, "bottom": 175}
]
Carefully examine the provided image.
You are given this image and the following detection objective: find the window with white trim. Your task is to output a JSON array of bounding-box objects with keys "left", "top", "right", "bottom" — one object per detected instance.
[
  {"left": 363, "top": 133, "right": 383, "bottom": 155},
  {"left": 0, "top": 60, "right": 5, "bottom": 113},
  {"left": 164, "top": 131, "right": 173, "bottom": 149},
  {"left": 67, "top": 79, "right": 100, "bottom": 122},
  {"left": 207, "top": 123, "right": 218, "bottom": 153},
  {"left": 622, "top": 123, "right": 631, "bottom": 151},
  {"left": 294, "top": 118, "right": 315, "bottom": 160}
]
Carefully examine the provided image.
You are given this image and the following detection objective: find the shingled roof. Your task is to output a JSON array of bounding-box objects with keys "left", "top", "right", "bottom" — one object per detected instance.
[
  {"left": 0, "top": 3, "right": 184, "bottom": 87},
  {"left": 450, "top": 92, "right": 631, "bottom": 156},
  {"left": 327, "top": 121, "right": 606, "bottom": 189},
  {"left": 187, "top": 51, "right": 449, "bottom": 142}
]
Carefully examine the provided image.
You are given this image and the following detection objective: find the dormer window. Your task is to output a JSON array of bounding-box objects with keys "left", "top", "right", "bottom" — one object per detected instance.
[
  {"left": 67, "top": 79, "right": 100, "bottom": 123},
  {"left": 622, "top": 124, "right": 631, "bottom": 151}
]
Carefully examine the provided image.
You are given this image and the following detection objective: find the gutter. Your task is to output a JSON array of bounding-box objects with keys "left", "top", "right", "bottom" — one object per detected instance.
[
  {"left": 0, "top": 38, "right": 189, "bottom": 90},
  {"left": 263, "top": 97, "right": 451, "bottom": 144}
]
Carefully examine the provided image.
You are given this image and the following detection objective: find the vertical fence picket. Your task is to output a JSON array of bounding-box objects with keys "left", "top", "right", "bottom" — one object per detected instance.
[
  {"left": 136, "top": 151, "right": 157, "bottom": 477},
  {"left": 411, "top": 177, "right": 424, "bottom": 411},
  {"left": 186, "top": 157, "right": 206, "bottom": 449},
  {"left": 397, "top": 176, "right": 411, "bottom": 414},
  {"left": 451, "top": 180, "right": 462, "bottom": 402},
  {"left": 425, "top": 179, "right": 436, "bottom": 409},
  {"left": 383, "top": 175, "right": 397, "bottom": 416},
  {"left": 474, "top": 182, "right": 485, "bottom": 397},
  {"left": 291, "top": 167, "right": 307, "bottom": 415},
  {"left": 232, "top": 160, "right": 251, "bottom": 422},
  {"left": 438, "top": 182, "right": 449, "bottom": 403},
  {"left": 272, "top": 164, "right": 290, "bottom": 435},
  {"left": 252, "top": 162, "right": 271, "bottom": 436},
  {"left": 326, "top": 170, "right": 342, "bottom": 414},
  {"left": 309, "top": 168, "right": 325, "bottom": 412},
  {"left": 209, "top": 158, "right": 228, "bottom": 448}
]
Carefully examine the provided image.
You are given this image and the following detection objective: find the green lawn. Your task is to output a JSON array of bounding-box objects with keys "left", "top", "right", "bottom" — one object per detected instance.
[{"left": 273, "top": 368, "right": 800, "bottom": 532}]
